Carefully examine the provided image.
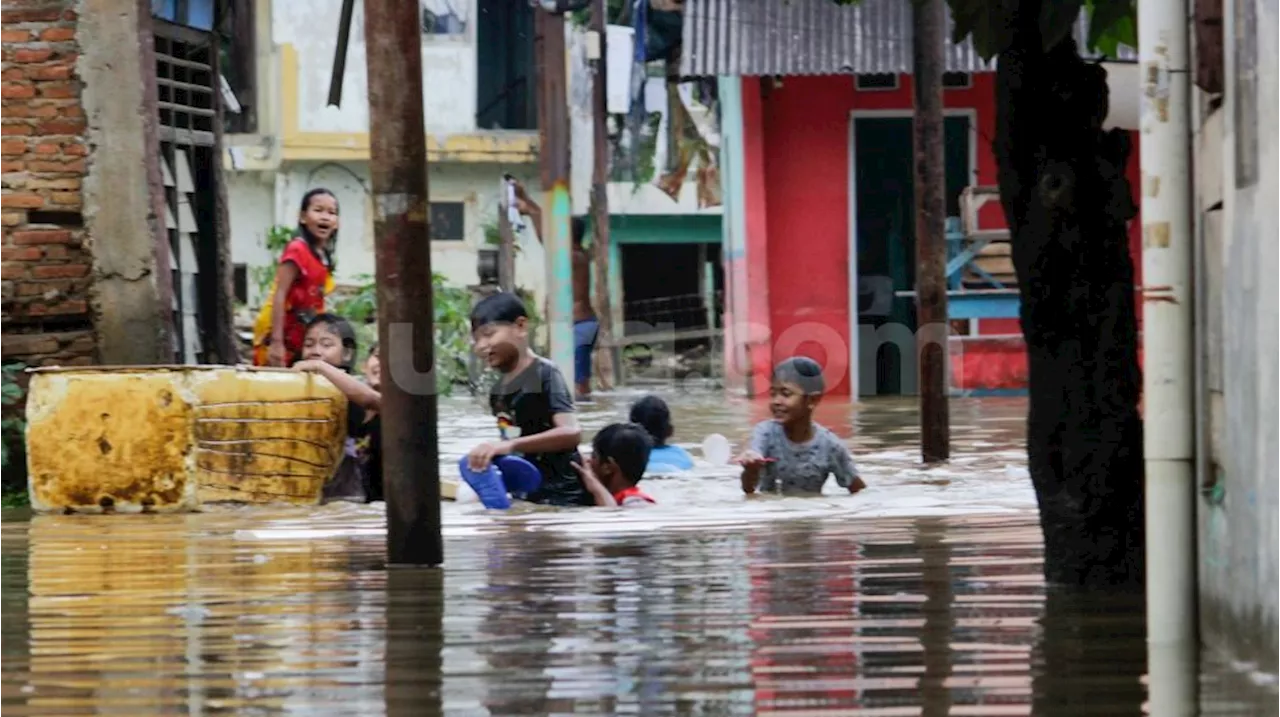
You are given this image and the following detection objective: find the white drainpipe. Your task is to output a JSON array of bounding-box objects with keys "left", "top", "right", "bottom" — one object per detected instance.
[{"left": 1139, "top": 0, "right": 1197, "bottom": 651}]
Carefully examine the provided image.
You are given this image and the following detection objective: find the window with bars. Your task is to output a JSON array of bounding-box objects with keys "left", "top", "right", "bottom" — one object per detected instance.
[
  {"left": 154, "top": 20, "right": 220, "bottom": 363},
  {"left": 429, "top": 202, "right": 466, "bottom": 241}
]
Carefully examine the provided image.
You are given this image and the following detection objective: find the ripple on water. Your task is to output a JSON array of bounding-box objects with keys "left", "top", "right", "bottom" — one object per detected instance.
[{"left": 0, "top": 395, "right": 1246, "bottom": 714}]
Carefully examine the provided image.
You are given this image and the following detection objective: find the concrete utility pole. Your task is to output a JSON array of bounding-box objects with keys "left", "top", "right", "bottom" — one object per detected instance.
[
  {"left": 912, "top": 0, "right": 951, "bottom": 462},
  {"left": 498, "top": 180, "right": 516, "bottom": 293},
  {"left": 363, "top": 0, "right": 441, "bottom": 566},
  {"left": 1139, "top": 0, "right": 1197, "bottom": 686},
  {"left": 535, "top": 9, "right": 575, "bottom": 380},
  {"left": 590, "top": 0, "right": 616, "bottom": 389}
]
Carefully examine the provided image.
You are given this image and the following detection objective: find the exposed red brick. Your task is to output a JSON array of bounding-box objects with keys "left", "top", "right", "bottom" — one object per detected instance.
[
  {"left": 0, "top": 190, "right": 41, "bottom": 207},
  {"left": 1, "top": 333, "right": 58, "bottom": 356},
  {"left": 11, "top": 229, "right": 70, "bottom": 245},
  {"left": 36, "top": 298, "right": 87, "bottom": 315},
  {"left": 32, "top": 263, "right": 88, "bottom": 279},
  {"left": 39, "top": 244, "right": 70, "bottom": 259},
  {"left": 3, "top": 8, "right": 63, "bottom": 23},
  {"left": 0, "top": 139, "right": 26, "bottom": 155},
  {"left": 31, "top": 141, "right": 58, "bottom": 153},
  {"left": 60, "top": 142, "right": 85, "bottom": 156},
  {"left": 27, "top": 176, "right": 79, "bottom": 190},
  {"left": 35, "top": 119, "right": 83, "bottom": 135},
  {"left": 38, "top": 27, "right": 76, "bottom": 43},
  {"left": 2, "top": 192, "right": 43, "bottom": 208},
  {"left": 12, "top": 48, "right": 53, "bottom": 64},
  {"left": 0, "top": 160, "right": 24, "bottom": 172},
  {"left": 1, "top": 68, "right": 25, "bottom": 81},
  {"left": 1, "top": 123, "right": 33, "bottom": 136},
  {"left": 36, "top": 81, "right": 76, "bottom": 99},
  {"left": 1, "top": 246, "right": 42, "bottom": 261},
  {"left": 0, "top": 30, "right": 31, "bottom": 43},
  {"left": 26, "top": 158, "right": 82, "bottom": 172},
  {"left": 1, "top": 83, "right": 34, "bottom": 99},
  {"left": 29, "top": 65, "right": 73, "bottom": 81}
]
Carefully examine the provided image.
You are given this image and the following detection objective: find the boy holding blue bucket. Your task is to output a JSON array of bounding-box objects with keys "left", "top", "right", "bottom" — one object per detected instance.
[{"left": 462, "top": 293, "right": 590, "bottom": 508}]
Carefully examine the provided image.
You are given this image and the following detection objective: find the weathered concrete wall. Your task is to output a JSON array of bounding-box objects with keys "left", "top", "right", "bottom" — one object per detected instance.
[
  {"left": 274, "top": 0, "right": 478, "bottom": 136},
  {"left": 1196, "top": 0, "right": 1279, "bottom": 675},
  {"left": 76, "top": 0, "right": 170, "bottom": 365},
  {"left": 227, "top": 161, "right": 548, "bottom": 307}
]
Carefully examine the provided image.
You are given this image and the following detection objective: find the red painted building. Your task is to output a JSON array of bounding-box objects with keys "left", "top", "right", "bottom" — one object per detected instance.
[{"left": 718, "top": 71, "right": 1142, "bottom": 398}]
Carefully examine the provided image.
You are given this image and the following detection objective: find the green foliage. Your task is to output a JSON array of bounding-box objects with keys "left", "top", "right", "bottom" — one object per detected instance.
[
  {"left": 610, "top": 111, "right": 664, "bottom": 188},
  {"left": 834, "top": 0, "right": 1135, "bottom": 60},
  {"left": 1, "top": 490, "right": 29, "bottom": 508},
  {"left": 249, "top": 225, "right": 297, "bottom": 303},
  {"left": 1, "top": 362, "right": 25, "bottom": 472},
  {"left": 568, "top": 0, "right": 628, "bottom": 27},
  {"left": 330, "top": 273, "right": 477, "bottom": 395}
]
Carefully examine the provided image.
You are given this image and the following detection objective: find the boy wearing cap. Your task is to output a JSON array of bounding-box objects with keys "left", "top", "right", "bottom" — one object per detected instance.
[{"left": 735, "top": 356, "right": 868, "bottom": 496}]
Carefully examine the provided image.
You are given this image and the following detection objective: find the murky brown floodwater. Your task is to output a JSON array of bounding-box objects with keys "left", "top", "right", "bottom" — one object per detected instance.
[{"left": 2, "top": 388, "right": 1275, "bottom": 715}]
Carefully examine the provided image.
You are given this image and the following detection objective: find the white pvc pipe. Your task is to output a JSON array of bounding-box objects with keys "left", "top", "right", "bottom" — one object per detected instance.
[
  {"left": 1102, "top": 62, "right": 1141, "bottom": 130},
  {"left": 1139, "top": 0, "right": 1197, "bottom": 648}
]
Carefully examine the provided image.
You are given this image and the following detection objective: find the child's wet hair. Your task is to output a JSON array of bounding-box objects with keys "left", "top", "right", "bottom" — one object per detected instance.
[
  {"left": 306, "top": 313, "right": 358, "bottom": 369},
  {"left": 772, "top": 356, "right": 826, "bottom": 395},
  {"left": 368, "top": 341, "right": 379, "bottom": 356},
  {"left": 629, "top": 395, "right": 673, "bottom": 447},
  {"left": 592, "top": 422, "right": 652, "bottom": 485},
  {"left": 470, "top": 292, "right": 528, "bottom": 333}
]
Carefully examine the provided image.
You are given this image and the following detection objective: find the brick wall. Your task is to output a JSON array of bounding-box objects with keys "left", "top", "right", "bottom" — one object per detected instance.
[{"left": 1, "top": 0, "right": 95, "bottom": 367}]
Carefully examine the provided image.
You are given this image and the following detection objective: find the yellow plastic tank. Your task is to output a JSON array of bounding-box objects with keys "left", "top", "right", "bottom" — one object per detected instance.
[{"left": 25, "top": 366, "right": 348, "bottom": 513}]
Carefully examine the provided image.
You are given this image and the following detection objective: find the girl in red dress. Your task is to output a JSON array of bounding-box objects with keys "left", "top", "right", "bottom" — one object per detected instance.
[{"left": 252, "top": 188, "right": 339, "bottom": 366}]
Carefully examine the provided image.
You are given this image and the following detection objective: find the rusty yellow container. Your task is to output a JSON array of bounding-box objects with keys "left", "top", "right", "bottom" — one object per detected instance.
[{"left": 25, "top": 366, "right": 348, "bottom": 513}]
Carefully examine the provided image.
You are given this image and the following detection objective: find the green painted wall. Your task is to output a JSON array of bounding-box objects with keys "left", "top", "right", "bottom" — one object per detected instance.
[{"left": 586, "top": 214, "right": 722, "bottom": 245}]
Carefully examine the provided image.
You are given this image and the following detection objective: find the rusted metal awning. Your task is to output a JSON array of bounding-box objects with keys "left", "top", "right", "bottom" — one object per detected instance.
[{"left": 679, "top": 0, "right": 1135, "bottom": 77}]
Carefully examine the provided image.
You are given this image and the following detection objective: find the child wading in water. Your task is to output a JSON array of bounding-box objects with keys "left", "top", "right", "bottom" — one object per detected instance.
[
  {"left": 629, "top": 395, "right": 694, "bottom": 473},
  {"left": 467, "top": 293, "right": 588, "bottom": 506},
  {"left": 573, "top": 422, "right": 656, "bottom": 507},
  {"left": 293, "top": 314, "right": 382, "bottom": 503},
  {"left": 254, "top": 188, "right": 339, "bottom": 367},
  {"left": 736, "top": 357, "right": 868, "bottom": 496}
]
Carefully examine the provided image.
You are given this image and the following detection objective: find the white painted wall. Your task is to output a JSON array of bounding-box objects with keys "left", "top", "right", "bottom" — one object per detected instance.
[
  {"left": 566, "top": 25, "right": 722, "bottom": 216},
  {"left": 272, "top": 0, "right": 479, "bottom": 136},
  {"left": 228, "top": 162, "right": 546, "bottom": 306},
  {"left": 1196, "top": 0, "right": 1278, "bottom": 671}
]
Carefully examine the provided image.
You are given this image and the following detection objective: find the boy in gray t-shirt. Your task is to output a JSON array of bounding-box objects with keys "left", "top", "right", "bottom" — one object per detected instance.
[{"left": 735, "top": 357, "right": 867, "bottom": 496}]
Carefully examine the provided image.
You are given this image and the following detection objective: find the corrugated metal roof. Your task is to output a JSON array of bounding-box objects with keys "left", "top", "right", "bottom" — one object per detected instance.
[{"left": 679, "top": 0, "right": 1135, "bottom": 77}]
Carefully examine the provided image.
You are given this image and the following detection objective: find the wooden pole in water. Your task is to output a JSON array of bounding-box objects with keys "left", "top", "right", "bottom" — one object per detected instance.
[
  {"left": 363, "top": 0, "right": 441, "bottom": 565},
  {"left": 912, "top": 0, "right": 951, "bottom": 463},
  {"left": 590, "top": 0, "right": 616, "bottom": 390},
  {"left": 535, "top": 8, "right": 576, "bottom": 383}
]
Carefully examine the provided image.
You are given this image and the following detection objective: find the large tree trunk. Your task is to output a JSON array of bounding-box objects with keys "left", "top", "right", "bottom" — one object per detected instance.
[{"left": 994, "top": 0, "right": 1146, "bottom": 588}]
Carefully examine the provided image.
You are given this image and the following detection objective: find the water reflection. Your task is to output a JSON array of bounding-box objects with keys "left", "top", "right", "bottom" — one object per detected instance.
[
  {"left": 0, "top": 502, "right": 1225, "bottom": 714},
  {"left": 2, "top": 392, "right": 1267, "bottom": 714},
  {"left": 385, "top": 568, "right": 443, "bottom": 717}
]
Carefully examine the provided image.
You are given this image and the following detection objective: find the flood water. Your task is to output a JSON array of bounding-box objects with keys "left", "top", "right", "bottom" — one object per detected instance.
[{"left": 1, "top": 387, "right": 1274, "bottom": 715}]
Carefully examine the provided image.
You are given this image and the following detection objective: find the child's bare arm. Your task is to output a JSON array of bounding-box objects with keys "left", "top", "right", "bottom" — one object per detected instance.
[
  {"left": 506, "top": 412, "right": 582, "bottom": 455},
  {"left": 572, "top": 460, "right": 617, "bottom": 507},
  {"left": 833, "top": 444, "right": 865, "bottom": 493},
  {"left": 295, "top": 360, "right": 381, "bottom": 410}
]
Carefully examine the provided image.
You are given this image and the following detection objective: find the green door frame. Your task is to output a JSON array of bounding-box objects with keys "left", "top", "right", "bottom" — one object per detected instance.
[{"left": 849, "top": 109, "right": 977, "bottom": 395}]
